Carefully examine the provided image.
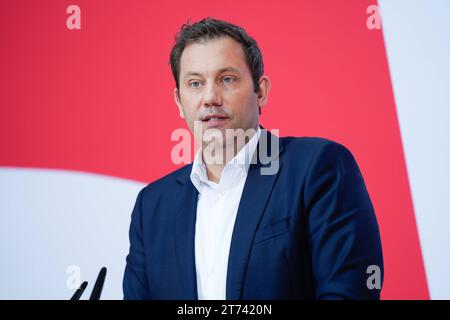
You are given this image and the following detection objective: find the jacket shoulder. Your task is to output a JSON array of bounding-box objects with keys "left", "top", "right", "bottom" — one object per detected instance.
[
  {"left": 278, "top": 136, "right": 359, "bottom": 173},
  {"left": 280, "top": 136, "right": 353, "bottom": 157},
  {"left": 140, "top": 164, "right": 192, "bottom": 199}
]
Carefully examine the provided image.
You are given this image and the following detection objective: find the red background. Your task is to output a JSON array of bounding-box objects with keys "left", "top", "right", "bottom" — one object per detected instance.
[{"left": 0, "top": 0, "right": 428, "bottom": 299}]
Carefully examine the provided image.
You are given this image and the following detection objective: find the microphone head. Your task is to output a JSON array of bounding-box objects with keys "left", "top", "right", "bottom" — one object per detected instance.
[
  {"left": 70, "top": 281, "right": 88, "bottom": 300},
  {"left": 80, "top": 281, "right": 88, "bottom": 291},
  {"left": 89, "top": 267, "right": 107, "bottom": 300}
]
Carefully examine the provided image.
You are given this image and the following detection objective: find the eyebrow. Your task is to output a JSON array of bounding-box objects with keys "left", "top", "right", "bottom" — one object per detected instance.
[{"left": 182, "top": 67, "right": 242, "bottom": 80}]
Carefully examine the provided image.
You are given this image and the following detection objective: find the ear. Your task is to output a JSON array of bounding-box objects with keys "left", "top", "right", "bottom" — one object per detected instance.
[
  {"left": 257, "top": 75, "right": 271, "bottom": 111},
  {"left": 174, "top": 88, "right": 185, "bottom": 118}
]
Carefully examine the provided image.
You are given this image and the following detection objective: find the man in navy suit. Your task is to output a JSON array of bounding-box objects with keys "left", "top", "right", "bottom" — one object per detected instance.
[{"left": 123, "top": 18, "right": 383, "bottom": 300}]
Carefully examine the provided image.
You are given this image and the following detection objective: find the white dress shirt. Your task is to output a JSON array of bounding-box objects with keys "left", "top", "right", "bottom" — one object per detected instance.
[{"left": 190, "top": 127, "right": 261, "bottom": 300}]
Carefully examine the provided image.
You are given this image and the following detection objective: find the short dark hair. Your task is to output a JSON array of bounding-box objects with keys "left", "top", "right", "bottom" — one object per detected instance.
[{"left": 169, "top": 18, "right": 264, "bottom": 93}]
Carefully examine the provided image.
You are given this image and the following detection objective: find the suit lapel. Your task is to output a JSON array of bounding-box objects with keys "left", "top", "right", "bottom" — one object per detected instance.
[
  {"left": 226, "top": 130, "right": 284, "bottom": 299},
  {"left": 171, "top": 130, "right": 284, "bottom": 300},
  {"left": 174, "top": 165, "right": 199, "bottom": 299}
]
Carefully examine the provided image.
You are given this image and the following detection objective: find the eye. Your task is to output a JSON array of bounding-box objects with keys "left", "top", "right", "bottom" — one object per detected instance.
[
  {"left": 222, "top": 76, "right": 236, "bottom": 85},
  {"left": 189, "top": 80, "right": 202, "bottom": 88}
]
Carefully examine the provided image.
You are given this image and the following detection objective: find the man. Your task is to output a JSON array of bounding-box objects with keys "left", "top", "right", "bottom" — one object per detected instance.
[{"left": 123, "top": 18, "right": 383, "bottom": 300}]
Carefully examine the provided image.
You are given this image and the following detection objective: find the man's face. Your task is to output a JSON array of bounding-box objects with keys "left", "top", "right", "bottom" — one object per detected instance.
[{"left": 174, "top": 36, "right": 270, "bottom": 148}]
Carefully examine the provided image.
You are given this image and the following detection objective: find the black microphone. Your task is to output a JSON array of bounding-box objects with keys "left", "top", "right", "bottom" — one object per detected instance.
[
  {"left": 70, "top": 281, "right": 88, "bottom": 300},
  {"left": 89, "top": 267, "right": 107, "bottom": 300}
]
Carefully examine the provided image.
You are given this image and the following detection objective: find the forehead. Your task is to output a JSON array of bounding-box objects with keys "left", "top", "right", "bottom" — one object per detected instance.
[{"left": 179, "top": 36, "right": 249, "bottom": 76}]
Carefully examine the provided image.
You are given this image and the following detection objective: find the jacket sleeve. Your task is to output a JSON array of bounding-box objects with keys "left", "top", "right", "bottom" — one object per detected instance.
[
  {"left": 123, "top": 188, "right": 151, "bottom": 299},
  {"left": 304, "top": 141, "right": 384, "bottom": 299}
]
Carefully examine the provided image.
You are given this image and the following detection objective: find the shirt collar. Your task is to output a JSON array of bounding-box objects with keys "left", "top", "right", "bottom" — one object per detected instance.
[{"left": 190, "top": 127, "right": 261, "bottom": 193}]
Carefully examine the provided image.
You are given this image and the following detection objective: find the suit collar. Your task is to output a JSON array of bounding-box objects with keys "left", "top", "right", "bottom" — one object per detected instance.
[
  {"left": 176, "top": 127, "right": 284, "bottom": 185},
  {"left": 189, "top": 127, "right": 262, "bottom": 193}
]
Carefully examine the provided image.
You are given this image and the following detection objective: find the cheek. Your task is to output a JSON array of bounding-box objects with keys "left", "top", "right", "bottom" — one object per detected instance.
[
  {"left": 180, "top": 95, "right": 201, "bottom": 117},
  {"left": 228, "top": 91, "right": 258, "bottom": 116}
]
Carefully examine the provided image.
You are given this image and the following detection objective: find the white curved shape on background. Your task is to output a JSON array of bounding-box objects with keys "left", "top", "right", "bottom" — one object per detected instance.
[
  {"left": 380, "top": 0, "right": 450, "bottom": 299},
  {"left": 0, "top": 167, "right": 144, "bottom": 299}
]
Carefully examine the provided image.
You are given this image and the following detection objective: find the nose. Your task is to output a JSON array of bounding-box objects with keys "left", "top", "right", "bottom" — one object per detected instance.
[{"left": 202, "top": 82, "right": 223, "bottom": 107}]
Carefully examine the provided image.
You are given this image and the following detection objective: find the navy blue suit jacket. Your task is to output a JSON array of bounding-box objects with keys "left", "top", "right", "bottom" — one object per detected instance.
[{"left": 123, "top": 130, "right": 383, "bottom": 299}]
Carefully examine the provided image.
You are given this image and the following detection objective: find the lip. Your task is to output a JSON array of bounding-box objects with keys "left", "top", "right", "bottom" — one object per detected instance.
[{"left": 201, "top": 114, "right": 229, "bottom": 128}]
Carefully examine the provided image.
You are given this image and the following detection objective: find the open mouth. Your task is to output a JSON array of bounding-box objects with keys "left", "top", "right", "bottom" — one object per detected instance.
[{"left": 201, "top": 114, "right": 229, "bottom": 128}]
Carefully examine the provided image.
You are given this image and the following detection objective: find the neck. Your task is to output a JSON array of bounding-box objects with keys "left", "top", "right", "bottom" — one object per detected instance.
[
  {"left": 205, "top": 163, "right": 224, "bottom": 183},
  {"left": 201, "top": 126, "right": 259, "bottom": 183}
]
